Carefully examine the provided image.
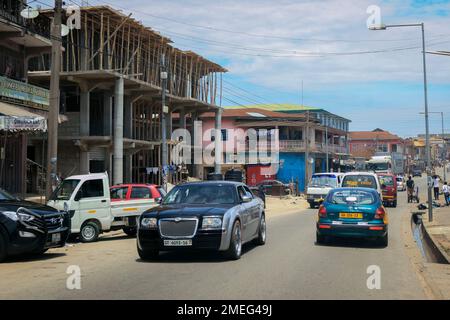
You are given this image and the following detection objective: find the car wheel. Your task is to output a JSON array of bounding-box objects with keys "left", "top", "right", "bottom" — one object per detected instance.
[
  {"left": 378, "top": 233, "right": 388, "bottom": 247},
  {"left": 137, "top": 245, "right": 159, "bottom": 261},
  {"left": 392, "top": 200, "right": 397, "bottom": 208},
  {"left": 254, "top": 215, "right": 266, "bottom": 246},
  {"left": 80, "top": 222, "right": 100, "bottom": 243},
  {"left": 122, "top": 227, "right": 137, "bottom": 237},
  {"left": 226, "top": 220, "right": 242, "bottom": 260},
  {"left": 0, "top": 231, "right": 7, "bottom": 263}
]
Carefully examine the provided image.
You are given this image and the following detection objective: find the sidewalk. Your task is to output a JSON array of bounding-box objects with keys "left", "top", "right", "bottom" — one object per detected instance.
[
  {"left": 420, "top": 205, "right": 450, "bottom": 299},
  {"left": 422, "top": 205, "right": 450, "bottom": 263}
]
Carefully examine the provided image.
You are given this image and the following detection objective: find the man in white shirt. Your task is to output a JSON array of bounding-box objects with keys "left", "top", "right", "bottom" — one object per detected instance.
[
  {"left": 433, "top": 176, "right": 440, "bottom": 200},
  {"left": 443, "top": 182, "right": 449, "bottom": 206}
]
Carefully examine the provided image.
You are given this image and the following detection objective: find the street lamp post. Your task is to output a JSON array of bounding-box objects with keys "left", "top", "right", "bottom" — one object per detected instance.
[
  {"left": 421, "top": 112, "right": 446, "bottom": 182},
  {"left": 370, "top": 22, "right": 433, "bottom": 221}
]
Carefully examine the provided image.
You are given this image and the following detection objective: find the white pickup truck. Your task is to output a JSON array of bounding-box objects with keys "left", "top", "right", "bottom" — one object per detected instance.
[{"left": 47, "top": 173, "right": 160, "bottom": 242}]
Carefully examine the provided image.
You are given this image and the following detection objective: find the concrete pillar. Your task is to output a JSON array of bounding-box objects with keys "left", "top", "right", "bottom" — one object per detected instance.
[
  {"left": 79, "top": 145, "right": 89, "bottom": 174},
  {"left": 215, "top": 108, "right": 223, "bottom": 174},
  {"left": 179, "top": 109, "right": 186, "bottom": 129},
  {"left": 80, "top": 90, "right": 90, "bottom": 136},
  {"left": 103, "top": 91, "right": 113, "bottom": 136},
  {"left": 79, "top": 89, "right": 90, "bottom": 174},
  {"left": 191, "top": 112, "right": 202, "bottom": 179},
  {"left": 113, "top": 77, "right": 124, "bottom": 185},
  {"left": 124, "top": 152, "right": 133, "bottom": 183}
]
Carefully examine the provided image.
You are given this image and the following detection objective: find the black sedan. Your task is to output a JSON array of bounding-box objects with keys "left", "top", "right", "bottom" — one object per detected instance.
[
  {"left": 0, "top": 189, "right": 71, "bottom": 262},
  {"left": 137, "top": 181, "right": 266, "bottom": 260}
]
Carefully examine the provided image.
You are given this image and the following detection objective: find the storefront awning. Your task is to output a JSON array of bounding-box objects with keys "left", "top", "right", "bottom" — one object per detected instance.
[{"left": 0, "top": 102, "right": 47, "bottom": 132}]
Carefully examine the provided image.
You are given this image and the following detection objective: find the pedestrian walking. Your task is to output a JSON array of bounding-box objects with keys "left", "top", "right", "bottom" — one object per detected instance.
[
  {"left": 443, "top": 182, "right": 450, "bottom": 206},
  {"left": 433, "top": 175, "right": 440, "bottom": 200},
  {"left": 406, "top": 176, "right": 415, "bottom": 203}
]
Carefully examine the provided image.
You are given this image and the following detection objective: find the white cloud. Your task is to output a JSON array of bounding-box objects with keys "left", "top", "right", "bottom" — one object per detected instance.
[{"left": 109, "top": 0, "right": 450, "bottom": 93}]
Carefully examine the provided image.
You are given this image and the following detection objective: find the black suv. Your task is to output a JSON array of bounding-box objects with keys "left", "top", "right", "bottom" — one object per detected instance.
[{"left": 0, "top": 189, "right": 70, "bottom": 262}]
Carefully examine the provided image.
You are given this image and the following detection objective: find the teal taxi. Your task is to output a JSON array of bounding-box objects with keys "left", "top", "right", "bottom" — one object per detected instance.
[{"left": 316, "top": 188, "right": 388, "bottom": 247}]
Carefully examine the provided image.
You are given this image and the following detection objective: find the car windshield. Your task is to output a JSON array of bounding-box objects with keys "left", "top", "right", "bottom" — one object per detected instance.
[
  {"left": 49, "top": 179, "right": 80, "bottom": 201},
  {"left": 309, "top": 175, "right": 338, "bottom": 188},
  {"left": 162, "top": 184, "right": 236, "bottom": 205},
  {"left": 329, "top": 189, "right": 376, "bottom": 205},
  {"left": 342, "top": 175, "right": 377, "bottom": 189},
  {"left": 368, "top": 163, "right": 389, "bottom": 171},
  {"left": 0, "top": 189, "right": 15, "bottom": 200},
  {"left": 379, "top": 176, "right": 395, "bottom": 186}
]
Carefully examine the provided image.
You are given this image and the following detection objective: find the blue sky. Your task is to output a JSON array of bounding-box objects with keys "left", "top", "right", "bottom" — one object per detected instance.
[{"left": 40, "top": 0, "right": 450, "bottom": 137}]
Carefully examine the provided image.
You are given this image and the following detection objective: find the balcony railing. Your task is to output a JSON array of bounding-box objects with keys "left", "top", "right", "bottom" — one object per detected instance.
[
  {"left": 0, "top": 8, "right": 51, "bottom": 39},
  {"left": 279, "top": 140, "right": 347, "bottom": 154}
]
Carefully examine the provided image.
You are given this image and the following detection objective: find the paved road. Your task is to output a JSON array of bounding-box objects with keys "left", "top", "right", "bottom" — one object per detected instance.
[{"left": 0, "top": 183, "right": 428, "bottom": 299}]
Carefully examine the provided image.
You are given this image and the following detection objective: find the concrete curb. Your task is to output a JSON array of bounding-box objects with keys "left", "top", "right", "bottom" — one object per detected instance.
[{"left": 422, "top": 222, "right": 450, "bottom": 264}]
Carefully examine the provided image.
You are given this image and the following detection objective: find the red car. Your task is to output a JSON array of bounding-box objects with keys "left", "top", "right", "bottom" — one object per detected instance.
[
  {"left": 110, "top": 184, "right": 165, "bottom": 202},
  {"left": 377, "top": 174, "right": 397, "bottom": 207}
]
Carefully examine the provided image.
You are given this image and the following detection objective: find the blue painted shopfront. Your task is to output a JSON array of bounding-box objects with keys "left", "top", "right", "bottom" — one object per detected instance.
[
  {"left": 277, "top": 153, "right": 328, "bottom": 191},
  {"left": 277, "top": 153, "right": 306, "bottom": 191}
]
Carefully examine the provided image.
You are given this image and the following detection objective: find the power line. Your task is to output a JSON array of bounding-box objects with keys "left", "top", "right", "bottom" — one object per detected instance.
[{"left": 86, "top": 0, "right": 450, "bottom": 44}]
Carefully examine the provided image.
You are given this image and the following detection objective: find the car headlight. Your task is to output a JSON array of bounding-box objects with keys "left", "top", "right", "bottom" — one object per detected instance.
[
  {"left": 141, "top": 217, "right": 158, "bottom": 229},
  {"left": 202, "top": 217, "right": 222, "bottom": 230},
  {"left": 2, "top": 211, "right": 19, "bottom": 221},
  {"left": 18, "top": 212, "right": 35, "bottom": 222},
  {"left": 16, "top": 208, "right": 36, "bottom": 222}
]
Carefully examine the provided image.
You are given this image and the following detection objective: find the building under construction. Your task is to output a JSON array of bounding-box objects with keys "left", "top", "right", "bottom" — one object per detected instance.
[{"left": 27, "top": 5, "right": 226, "bottom": 188}]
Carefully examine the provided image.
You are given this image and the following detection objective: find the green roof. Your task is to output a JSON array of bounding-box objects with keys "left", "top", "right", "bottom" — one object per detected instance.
[
  {"left": 224, "top": 104, "right": 351, "bottom": 122},
  {"left": 224, "top": 104, "right": 321, "bottom": 112}
]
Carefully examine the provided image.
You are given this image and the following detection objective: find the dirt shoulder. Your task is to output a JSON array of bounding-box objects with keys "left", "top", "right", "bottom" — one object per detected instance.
[{"left": 265, "top": 195, "right": 309, "bottom": 218}]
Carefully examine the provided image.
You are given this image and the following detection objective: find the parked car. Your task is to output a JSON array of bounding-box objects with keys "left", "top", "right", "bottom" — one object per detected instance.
[
  {"left": 396, "top": 176, "right": 406, "bottom": 192},
  {"left": 306, "top": 173, "right": 344, "bottom": 208},
  {"left": 137, "top": 181, "right": 266, "bottom": 260},
  {"left": 0, "top": 189, "right": 71, "bottom": 262},
  {"left": 341, "top": 172, "right": 382, "bottom": 198},
  {"left": 412, "top": 169, "right": 422, "bottom": 177},
  {"left": 378, "top": 173, "right": 398, "bottom": 207},
  {"left": 47, "top": 173, "right": 159, "bottom": 242},
  {"left": 110, "top": 184, "right": 164, "bottom": 202},
  {"left": 316, "top": 188, "right": 388, "bottom": 247},
  {"left": 256, "top": 180, "right": 290, "bottom": 196}
]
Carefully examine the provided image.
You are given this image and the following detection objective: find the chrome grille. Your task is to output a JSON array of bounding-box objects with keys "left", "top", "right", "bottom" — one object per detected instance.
[
  {"left": 159, "top": 218, "right": 198, "bottom": 238},
  {"left": 44, "top": 214, "right": 65, "bottom": 231}
]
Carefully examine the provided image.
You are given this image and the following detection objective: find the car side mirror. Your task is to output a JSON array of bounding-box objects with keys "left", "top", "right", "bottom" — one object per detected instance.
[
  {"left": 155, "top": 197, "right": 162, "bottom": 204},
  {"left": 241, "top": 195, "right": 252, "bottom": 203}
]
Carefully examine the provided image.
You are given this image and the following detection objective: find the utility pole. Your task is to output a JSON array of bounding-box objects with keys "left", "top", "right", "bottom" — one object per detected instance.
[
  {"left": 160, "top": 54, "right": 168, "bottom": 192},
  {"left": 46, "top": 0, "right": 62, "bottom": 199},
  {"left": 441, "top": 112, "right": 446, "bottom": 183},
  {"left": 325, "top": 121, "right": 329, "bottom": 172},
  {"left": 304, "top": 111, "right": 310, "bottom": 191}
]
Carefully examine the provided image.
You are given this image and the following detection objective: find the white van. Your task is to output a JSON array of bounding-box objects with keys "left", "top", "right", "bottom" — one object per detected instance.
[
  {"left": 47, "top": 173, "right": 159, "bottom": 242},
  {"left": 306, "top": 173, "right": 344, "bottom": 208},
  {"left": 340, "top": 172, "right": 382, "bottom": 198}
]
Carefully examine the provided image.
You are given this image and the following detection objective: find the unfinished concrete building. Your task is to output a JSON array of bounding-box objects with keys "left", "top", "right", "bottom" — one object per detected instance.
[{"left": 27, "top": 5, "right": 226, "bottom": 187}]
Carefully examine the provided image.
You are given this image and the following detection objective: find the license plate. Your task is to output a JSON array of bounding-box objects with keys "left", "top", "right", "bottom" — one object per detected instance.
[
  {"left": 339, "top": 212, "right": 363, "bottom": 219},
  {"left": 51, "top": 233, "right": 61, "bottom": 243},
  {"left": 164, "top": 239, "right": 192, "bottom": 246}
]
